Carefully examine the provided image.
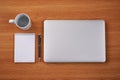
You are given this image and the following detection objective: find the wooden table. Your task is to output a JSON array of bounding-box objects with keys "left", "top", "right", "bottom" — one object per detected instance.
[{"left": 0, "top": 0, "right": 120, "bottom": 80}]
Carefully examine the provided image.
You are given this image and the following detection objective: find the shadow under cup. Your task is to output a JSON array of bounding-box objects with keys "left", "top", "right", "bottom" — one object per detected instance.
[{"left": 16, "top": 14, "right": 29, "bottom": 27}]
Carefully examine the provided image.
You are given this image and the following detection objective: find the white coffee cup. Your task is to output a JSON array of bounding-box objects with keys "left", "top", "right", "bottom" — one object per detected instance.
[{"left": 9, "top": 13, "right": 31, "bottom": 30}]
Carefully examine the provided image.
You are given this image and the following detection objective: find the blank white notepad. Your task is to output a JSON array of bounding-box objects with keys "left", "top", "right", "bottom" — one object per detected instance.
[{"left": 14, "top": 33, "right": 35, "bottom": 63}]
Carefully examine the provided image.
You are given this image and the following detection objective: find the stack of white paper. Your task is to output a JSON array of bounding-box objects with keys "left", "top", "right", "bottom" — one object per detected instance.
[{"left": 14, "top": 33, "right": 35, "bottom": 63}]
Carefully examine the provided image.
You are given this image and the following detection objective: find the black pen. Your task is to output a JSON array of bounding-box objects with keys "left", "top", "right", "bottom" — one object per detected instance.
[{"left": 38, "top": 34, "right": 41, "bottom": 61}]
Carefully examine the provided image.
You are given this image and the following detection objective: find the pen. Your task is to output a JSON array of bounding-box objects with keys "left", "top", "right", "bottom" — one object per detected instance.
[{"left": 38, "top": 34, "right": 41, "bottom": 61}]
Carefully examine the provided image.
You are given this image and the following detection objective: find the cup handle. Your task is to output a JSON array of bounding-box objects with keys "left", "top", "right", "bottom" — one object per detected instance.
[{"left": 9, "top": 19, "right": 15, "bottom": 24}]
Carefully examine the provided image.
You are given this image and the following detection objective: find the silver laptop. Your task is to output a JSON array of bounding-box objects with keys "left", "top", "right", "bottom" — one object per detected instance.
[{"left": 44, "top": 20, "right": 106, "bottom": 62}]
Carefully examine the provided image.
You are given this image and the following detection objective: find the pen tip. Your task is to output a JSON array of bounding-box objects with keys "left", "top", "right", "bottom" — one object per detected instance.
[{"left": 38, "top": 33, "right": 41, "bottom": 35}]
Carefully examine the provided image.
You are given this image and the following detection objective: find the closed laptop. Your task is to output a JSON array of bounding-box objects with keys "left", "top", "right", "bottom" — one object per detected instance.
[{"left": 44, "top": 20, "right": 106, "bottom": 62}]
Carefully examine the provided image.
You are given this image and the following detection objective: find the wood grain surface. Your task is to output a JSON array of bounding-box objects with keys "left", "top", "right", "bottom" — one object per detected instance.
[{"left": 0, "top": 0, "right": 120, "bottom": 80}]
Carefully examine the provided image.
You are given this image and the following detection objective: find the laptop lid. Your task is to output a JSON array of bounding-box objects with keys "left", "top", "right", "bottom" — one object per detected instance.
[{"left": 44, "top": 20, "right": 106, "bottom": 62}]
